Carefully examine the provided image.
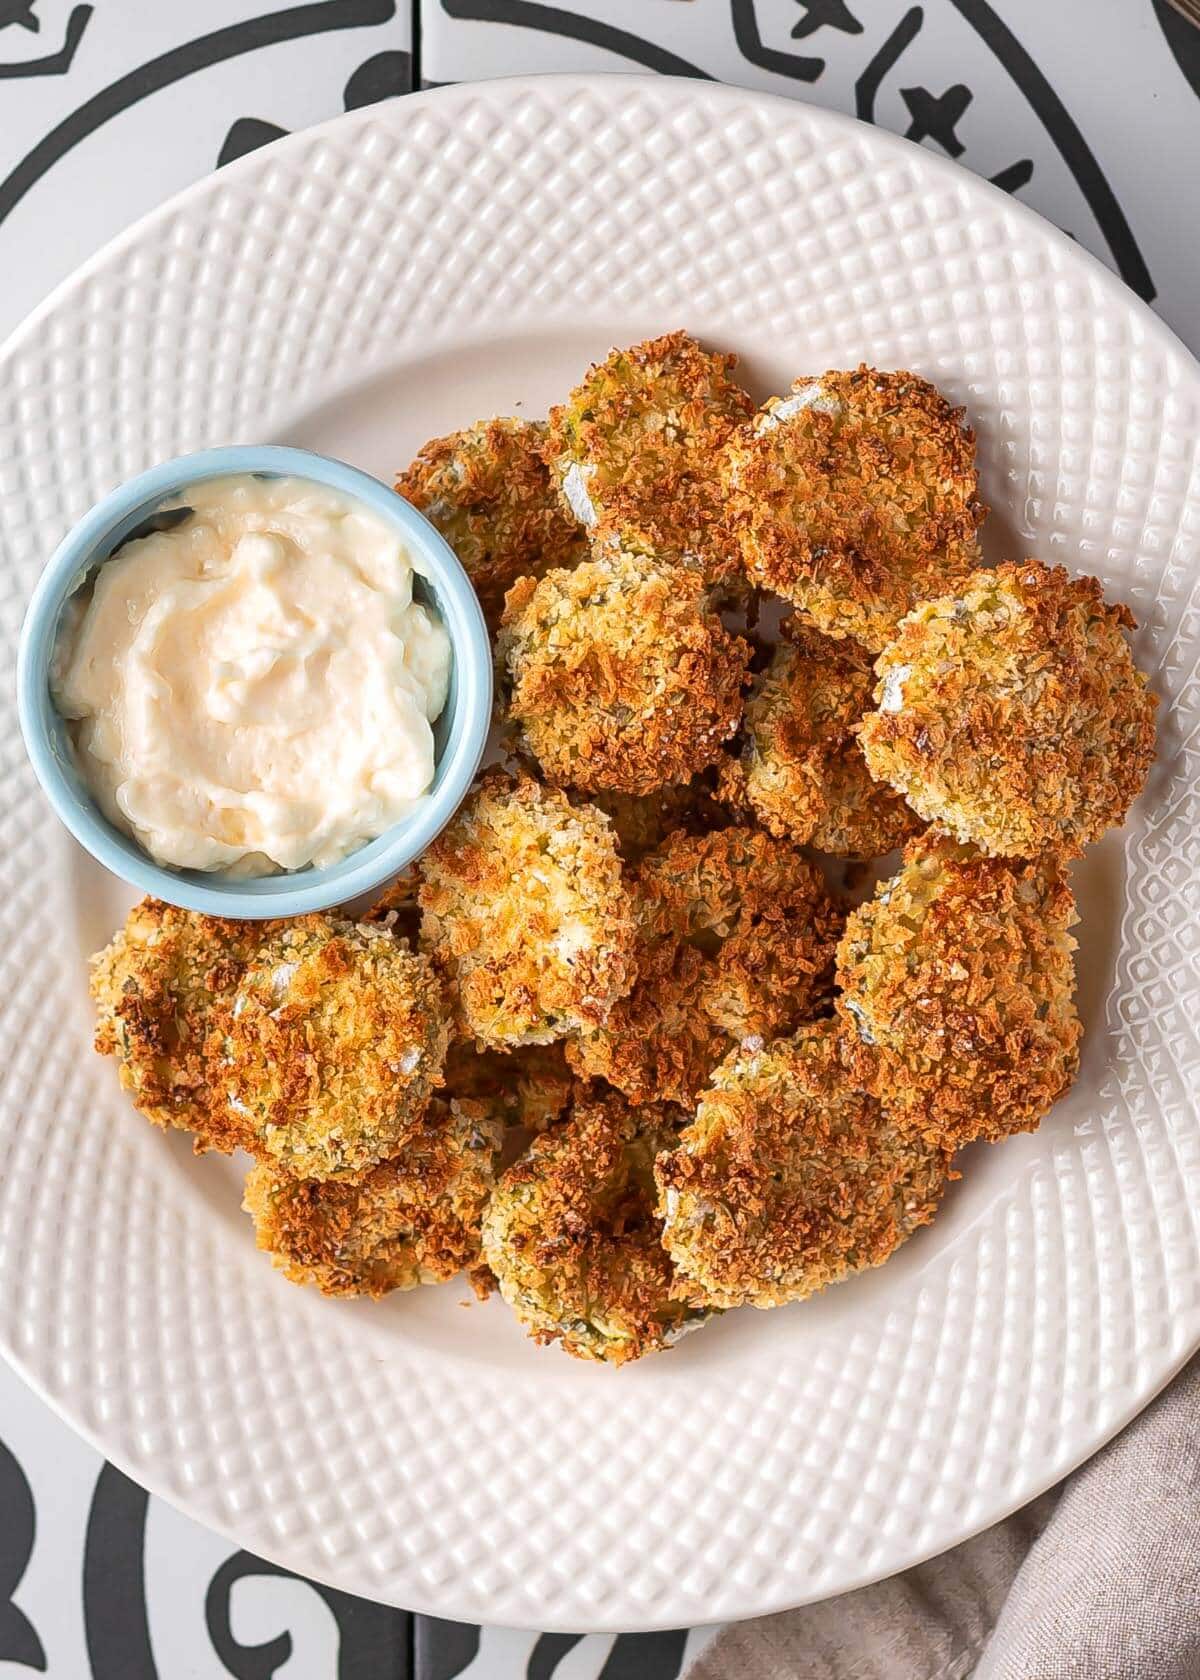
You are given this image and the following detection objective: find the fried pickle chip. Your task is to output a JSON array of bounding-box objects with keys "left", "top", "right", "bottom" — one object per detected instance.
[
  {"left": 544, "top": 330, "right": 754, "bottom": 587},
  {"left": 719, "top": 622, "right": 920, "bottom": 857},
  {"left": 722, "top": 367, "right": 985, "bottom": 648},
  {"left": 568, "top": 827, "right": 844, "bottom": 1105},
  {"left": 656, "top": 1022, "right": 952, "bottom": 1310},
  {"left": 243, "top": 1097, "right": 504, "bottom": 1297},
  {"left": 91, "top": 899, "right": 262, "bottom": 1142},
  {"left": 835, "top": 831, "right": 1081, "bottom": 1146},
  {"left": 498, "top": 544, "right": 750, "bottom": 795},
  {"left": 858, "top": 560, "right": 1158, "bottom": 859},
  {"left": 217, "top": 915, "right": 450, "bottom": 1178},
  {"left": 397, "top": 417, "right": 586, "bottom": 629},
  {"left": 482, "top": 1089, "right": 709, "bottom": 1363},
  {"left": 418, "top": 771, "right": 637, "bottom": 1048}
]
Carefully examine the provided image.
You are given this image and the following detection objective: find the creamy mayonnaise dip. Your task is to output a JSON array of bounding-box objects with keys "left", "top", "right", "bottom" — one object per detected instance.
[{"left": 51, "top": 474, "right": 452, "bottom": 876}]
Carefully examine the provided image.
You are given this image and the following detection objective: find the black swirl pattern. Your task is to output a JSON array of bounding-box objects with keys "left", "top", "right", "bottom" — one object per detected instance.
[
  {"left": 0, "top": 1438, "right": 44, "bottom": 1672},
  {"left": 83, "top": 1466, "right": 156, "bottom": 1679},
  {"left": 0, "top": 3, "right": 91, "bottom": 78},
  {"left": 218, "top": 47, "right": 412, "bottom": 166},
  {"left": 205, "top": 1552, "right": 411, "bottom": 1679},
  {"left": 1155, "top": 0, "right": 1200, "bottom": 97}
]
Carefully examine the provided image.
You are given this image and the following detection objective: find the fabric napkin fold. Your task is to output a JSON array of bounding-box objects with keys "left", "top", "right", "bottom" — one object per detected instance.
[{"left": 688, "top": 1354, "right": 1200, "bottom": 1680}]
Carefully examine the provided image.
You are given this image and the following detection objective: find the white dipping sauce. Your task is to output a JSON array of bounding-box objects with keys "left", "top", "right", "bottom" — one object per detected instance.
[{"left": 51, "top": 474, "right": 452, "bottom": 876}]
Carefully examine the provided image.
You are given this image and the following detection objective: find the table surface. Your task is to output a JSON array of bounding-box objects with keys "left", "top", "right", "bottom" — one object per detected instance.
[{"left": 0, "top": 3, "right": 1197, "bottom": 1676}]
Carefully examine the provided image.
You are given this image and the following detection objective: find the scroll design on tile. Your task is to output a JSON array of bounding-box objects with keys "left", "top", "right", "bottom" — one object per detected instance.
[
  {"left": 205, "top": 1550, "right": 411, "bottom": 1679},
  {"left": 0, "top": 0, "right": 397, "bottom": 227},
  {"left": 0, "top": 1438, "right": 44, "bottom": 1672},
  {"left": 0, "top": 3, "right": 91, "bottom": 79}
]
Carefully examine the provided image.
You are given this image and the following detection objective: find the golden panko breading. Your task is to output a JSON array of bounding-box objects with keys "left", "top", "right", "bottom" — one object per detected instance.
[
  {"left": 216, "top": 916, "right": 450, "bottom": 1178},
  {"left": 243, "top": 1098, "right": 504, "bottom": 1297},
  {"left": 576, "top": 774, "right": 728, "bottom": 865},
  {"left": 858, "top": 560, "right": 1158, "bottom": 858},
  {"left": 566, "top": 933, "right": 728, "bottom": 1107},
  {"left": 481, "top": 1089, "right": 709, "bottom": 1364},
  {"left": 396, "top": 417, "right": 586, "bottom": 629},
  {"left": 418, "top": 771, "right": 637, "bottom": 1048},
  {"left": 634, "top": 827, "right": 844, "bottom": 1034},
  {"left": 544, "top": 330, "right": 754, "bottom": 586},
  {"left": 656, "top": 1023, "right": 952, "bottom": 1311},
  {"left": 568, "top": 827, "right": 844, "bottom": 1105},
  {"left": 722, "top": 367, "right": 985, "bottom": 648},
  {"left": 498, "top": 544, "right": 750, "bottom": 795},
  {"left": 835, "top": 831, "right": 1081, "bottom": 1147},
  {"left": 719, "top": 622, "right": 921, "bottom": 857},
  {"left": 442, "top": 1037, "right": 574, "bottom": 1133},
  {"left": 90, "top": 899, "right": 263, "bottom": 1143}
]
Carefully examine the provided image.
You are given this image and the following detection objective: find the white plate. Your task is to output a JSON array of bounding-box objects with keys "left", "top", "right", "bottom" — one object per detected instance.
[{"left": 0, "top": 75, "right": 1198, "bottom": 1634}]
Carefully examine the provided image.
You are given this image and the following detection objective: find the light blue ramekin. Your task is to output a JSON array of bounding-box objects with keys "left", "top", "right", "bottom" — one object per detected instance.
[{"left": 16, "top": 445, "right": 491, "bottom": 917}]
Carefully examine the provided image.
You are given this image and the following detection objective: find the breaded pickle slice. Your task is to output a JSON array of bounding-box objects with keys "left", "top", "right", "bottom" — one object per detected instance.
[
  {"left": 722, "top": 366, "right": 984, "bottom": 648},
  {"left": 568, "top": 827, "right": 843, "bottom": 1105},
  {"left": 656, "top": 1023, "right": 952, "bottom": 1311},
  {"left": 719, "top": 622, "right": 920, "bottom": 857},
  {"left": 545, "top": 331, "right": 753, "bottom": 586},
  {"left": 243, "top": 1098, "right": 504, "bottom": 1296},
  {"left": 635, "top": 827, "right": 843, "bottom": 1037},
  {"left": 397, "top": 417, "right": 585, "bottom": 629},
  {"left": 218, "top": 915, "right": 450, "bottom": 1178},
  {"left": 835, "top": 831, "right": 1081, "bottom": 1146},
  {"left": 859, "top": 560, "right": 1157, "bottom": 858},
  {"left": 482, "top": 1090, "right": 709, "bottom": 1364},
  {"left": 498, "top": 543, "right": 749, "bottom": 795},
  {"left": 91, "top": 899, "right": 263, "bottom": 1142},
  {"left": 566, "top": 933, "right": 728, "bottom": 1108},
  {"left": 418, "top": 771, "right": 637, "bottom": 1048}
]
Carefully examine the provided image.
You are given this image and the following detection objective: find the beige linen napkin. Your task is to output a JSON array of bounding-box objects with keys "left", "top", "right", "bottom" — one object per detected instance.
[{"left": 688, "top": 1355, "right": 1200, "bottom": 1680}]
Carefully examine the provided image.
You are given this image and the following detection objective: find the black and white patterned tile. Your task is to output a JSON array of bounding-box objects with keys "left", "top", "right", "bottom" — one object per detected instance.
[
  {"left": 420, "top": 0, "right": 1200, "bottom": 350},
  {"left": 0, "top": 0, "right": 413, "bottom": 336},
  {"left": 0, "top": 2, "right": 1197, "bottom": 1674}
]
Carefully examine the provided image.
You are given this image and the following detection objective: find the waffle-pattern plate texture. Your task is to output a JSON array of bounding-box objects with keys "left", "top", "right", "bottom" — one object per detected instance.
[{"left": 0, "top": 76, "right": 1198, "bottom": 1633}]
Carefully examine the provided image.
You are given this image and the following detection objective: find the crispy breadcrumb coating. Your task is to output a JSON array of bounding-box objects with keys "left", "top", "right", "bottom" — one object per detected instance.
[
  {"left": 544, "top": 330, "right": 754, "bottom": 586},
  {"left": 576, "top": 774, "right": 728, "bottom": 865},
  {"left": 216, "top": 916, "right": 450, "bottom": 1178},
  {"left": 498, "top": 544, "right": 750, "bottom": 795},
  {"left": 715, "top": 621, "right": 921, "bottom": 860},
  {"left": 243, "top": 1098, "right": 504, "bottom": 1297},
  {"left": 482, "top": 1089, "right": 709, "bottom": 1363},
  {"left": 656, "top": 1023, "right": 952, "bottom": 1311},
  {"left": 396, "top": 418, "right": 586, "bottom": 629},
  {"left": 418, "top": 771, "right": 637, "bottom": 1048},
  {"left": 568, "top": 827, "right": 843, "bottom": 1104},
  {"left": 722, "top": 367, "right": 985, "bottom": 648},
  {"left": 566, "top": 933, "right": 728, "bottom": 1107},
  {"left": 90, "top": 899, "right": 262, "bottom": 1143},
  {"left": 719, "top": 622, "right": 921, "bottom": 857},
  {"left": 442, "top": 1037, "right": 573, "bottom": 1133},
  {"left": 858, "top": 560, "right": 1158, "bottom": 858},
  {"left": 836, "top": 832, "right": 1081, "bottom": 1146},
  {"left": 634, "top": 828, "right": 843, "bottom": 1034}
]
